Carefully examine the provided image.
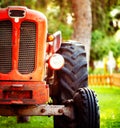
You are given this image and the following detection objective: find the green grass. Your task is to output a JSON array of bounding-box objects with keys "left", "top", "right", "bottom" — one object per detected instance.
[
  {"left": 90, "top": 86, "right": 120, "bottom": 128},
  {"left": 0, "top": 116, "right": 53, "bottom": 128},
  {"left": 0, "top": 86, "right": 120, "bottom": 128}
]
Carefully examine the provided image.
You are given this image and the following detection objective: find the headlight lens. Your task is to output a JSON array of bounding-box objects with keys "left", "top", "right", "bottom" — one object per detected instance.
[{"left": 49, "top": 54, "right": 64, "bottom": 70}]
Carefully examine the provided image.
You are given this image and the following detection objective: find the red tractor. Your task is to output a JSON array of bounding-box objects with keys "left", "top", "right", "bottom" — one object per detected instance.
[{"left": 0, "top": 6, "right": 99, "bottom": 128}]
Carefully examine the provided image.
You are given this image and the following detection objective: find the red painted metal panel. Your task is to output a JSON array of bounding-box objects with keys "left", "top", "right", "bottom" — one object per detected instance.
[{"left": 0, "top": 81, "right": 49, "bottom": 105}]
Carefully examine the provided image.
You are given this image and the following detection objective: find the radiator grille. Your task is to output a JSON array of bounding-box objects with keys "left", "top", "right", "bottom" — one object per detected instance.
[
  {"left": 0, "top": 20, "right": 12, "bottom": 74},
  {"left": 18, "top": 21, "right": 36, "bottom": 74}
]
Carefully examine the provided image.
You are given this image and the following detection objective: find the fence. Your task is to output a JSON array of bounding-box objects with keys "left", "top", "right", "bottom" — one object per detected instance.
[
  {"left": 111, "top": 74, "right": 120, "bottom": 87},
  {"left": 88, "top": 74, "right": 120, "bottom": 87}
]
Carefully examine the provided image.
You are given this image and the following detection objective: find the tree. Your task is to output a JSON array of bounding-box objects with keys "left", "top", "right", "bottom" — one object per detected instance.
[
  {"left": 71, "top": 0, "right": 92, "bottom": 64},
  {"left": 47, "top": 0, "right": 73, "bottom": 40},
  {"left": 49, "top": 0, "right": 92, "bottom": 64},
  {"left": 91, "top": 0, "right": 120, "bottom": 33},
  {"left": 0, "top": 0, "right": 34, "bottom": 8},
  {"left": 90, "top": 30, "right": 120, "bottom": 69},
  {"left": 90, "top": 1, "right": 120, "bottom": 69}
]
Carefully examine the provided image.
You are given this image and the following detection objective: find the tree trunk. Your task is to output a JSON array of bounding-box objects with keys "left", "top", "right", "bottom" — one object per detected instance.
[{"left": 71, "top": 0, "right": 92, "bottom": 65}]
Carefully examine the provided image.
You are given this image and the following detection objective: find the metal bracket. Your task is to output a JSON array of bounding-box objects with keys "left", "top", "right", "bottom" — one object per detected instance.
[{"left": 0, "top": 105, "right": 74, "bottom": 119}]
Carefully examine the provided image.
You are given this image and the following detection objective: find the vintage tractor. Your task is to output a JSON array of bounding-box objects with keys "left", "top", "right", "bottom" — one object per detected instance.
[{"left": 0, "top": 6, "right": 99, "bottom": 128}]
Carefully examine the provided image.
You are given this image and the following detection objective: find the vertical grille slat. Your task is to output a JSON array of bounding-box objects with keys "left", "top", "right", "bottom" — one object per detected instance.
[
  {"left": 0, "top": 20, "right": 12, "bottom": 74},
  {"left": 18, "top": 21, "right": 36, "bottom": 74}
]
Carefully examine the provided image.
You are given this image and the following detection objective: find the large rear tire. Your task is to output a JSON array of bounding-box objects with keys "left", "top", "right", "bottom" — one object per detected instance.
[{"left": 56, "top": 43, "right": 88, "bottom": 102}]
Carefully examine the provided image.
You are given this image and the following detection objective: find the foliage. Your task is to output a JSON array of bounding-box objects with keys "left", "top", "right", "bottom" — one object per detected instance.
[
  {"left": 91, "top": 30, "right": 105, "bottom": 44},
  {"left": 45, "top": 3, "right": 73, "bottom": 40},
  {"left": 90, "top": 30, "right": 120, "bottom": 62},
  {"left": 46, "top": 0, "right": 73, "bottom": 40},
  {"left": 0, "top": 0, "right": 35, "bottom": 8},
  {"left": 92, "top": 0, "right": 120, "bottom": 34}
]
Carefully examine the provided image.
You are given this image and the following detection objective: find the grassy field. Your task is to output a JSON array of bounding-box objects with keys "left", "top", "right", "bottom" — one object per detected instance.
[
  {"left": 0, "top": 86, "right": 120, "bottom": 128},
  {"left": 0, "top": 116, "right": 53, "bottom": 128},
  {"left": 90, "top": 86, "right": 120, "bottom": 128}
]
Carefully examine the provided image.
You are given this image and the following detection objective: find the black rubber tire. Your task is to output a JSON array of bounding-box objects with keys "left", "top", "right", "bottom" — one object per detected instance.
[
  {"left": 53, "top": 43, "right": 88, "bottom": 128},
  {"left": 56, "top": 43, "right": 88, "bottom": 102},
  {"left": 73, "top": 88, "right": 100, "bottom": 128}
]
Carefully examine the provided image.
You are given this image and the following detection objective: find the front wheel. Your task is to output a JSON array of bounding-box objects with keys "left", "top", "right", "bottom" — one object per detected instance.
[
  {"left": 54, "top": 87, "right": 100, "bottom": 128},
  {"left": 73, "top": 87, "right": 100, "bottom": 128}
]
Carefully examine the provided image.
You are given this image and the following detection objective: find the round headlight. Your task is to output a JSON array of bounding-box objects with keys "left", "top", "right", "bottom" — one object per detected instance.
[{"left": 49, "top": 54, "right": 64, "bottom": 70}]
